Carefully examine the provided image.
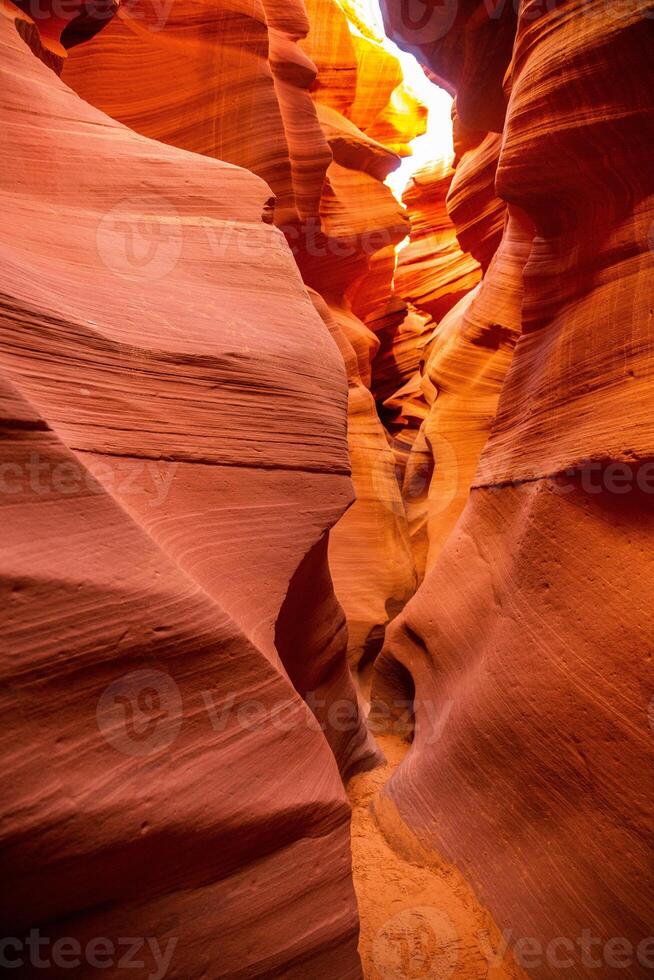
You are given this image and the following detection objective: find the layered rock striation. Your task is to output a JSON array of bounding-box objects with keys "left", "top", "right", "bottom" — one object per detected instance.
[
  {"left": 3, "top": 0, "right": 653, "bottom": 976},
  {"left": 61, "top": 0, "right": 422, "bottom": 689},
  {"left": 375, "top": 1, "right": 654, "bottom": 975},
  {"left": 0, "top": 3, "right": 377, "bottom": 973}
]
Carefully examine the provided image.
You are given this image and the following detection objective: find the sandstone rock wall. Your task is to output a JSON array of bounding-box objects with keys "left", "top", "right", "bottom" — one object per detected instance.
[
  {"left": 375, "top": 1, "right": 654, "bottom": 974},
  {"left": 61, "top": 0, "right": 421, "bottom": 688},
  {"left": 5, "top": 0, "right": 652, "bottom": 974},
  {"left": 1, "top": 3, "right": 374, "bottom": 972}
]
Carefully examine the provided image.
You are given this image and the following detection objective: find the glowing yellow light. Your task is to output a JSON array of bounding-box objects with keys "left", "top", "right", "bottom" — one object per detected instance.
[{"left": 338, "top": 0, "right": 454, "bottom": 202}]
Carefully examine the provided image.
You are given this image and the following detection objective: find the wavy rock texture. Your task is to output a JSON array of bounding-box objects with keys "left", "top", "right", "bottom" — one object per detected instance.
[
  {"left": 293, "top": 0, "right": 424, "bottom": 684},
  {"left": 448, "top": 127, "right": 505, "bottom": 274},
  {"left": 376, "top": 0, "right": 654, "bottom": 974},
  {"left": 12, "top": 0, "right": 118, "bottom": 57},
  {"left": 264, "top": 0, "right": 332, "bottom": 223},
  {"left": 401, "top": 208, "right": 528, "bottom": 579},
  {"left": 6, "top": 0, "right": 651, "bottom": 975},
  {"left": 379, "top": 159, "right": 481, "bottom": 447},
  {"left": 335, "top": 0, "right": 428, "bottom": 149},
  {"left": 62, "top": 0, "right": 306, "bottom": 224},
  {"left": 314, "top": 294, "right": 417, "bottom": 694},
  {"left": 377, "top": 142, "right": 511, "bottom": 579},
  {"left": 395, "top": 161, "right": 480, "bottom": 327},
  {"left": 379, "top": 0, "right": 518, "bottom": 131},
  {"left": 0, "top": 7, "right": 377, "bottom": 974},
  {"left": 392, "top": 140, "right": 523, "bottom": 577},
  {"left": 62, "top": 0, "right": 421, "bottom": 687}
]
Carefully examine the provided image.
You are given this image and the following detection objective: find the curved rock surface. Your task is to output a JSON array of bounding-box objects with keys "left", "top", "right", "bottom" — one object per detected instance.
[
  {"left": 63, "top": 0, "right": 305, "bottom": 224},
  {"left": 62, "top": 0, "right": 422, "bottom": 687},
  {"left": 5, "top": 0, "right": 652, "bottom": 975},
  {"left": 395, "top": 161, "right": 480, "bottom": 327},
  {"left": 399, "top": 202, "right": 528, "bottom": 578},
  {"left": 376, "top": 1, "right": 654, "bottom": 974},
  {"left": 1, "top": 6, "right": 374, "bottom": 974}
]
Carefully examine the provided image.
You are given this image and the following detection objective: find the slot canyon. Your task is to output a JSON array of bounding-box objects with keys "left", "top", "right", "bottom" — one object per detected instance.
[{"left": 1, "top": 0, "right": 653, "bottom": 977}]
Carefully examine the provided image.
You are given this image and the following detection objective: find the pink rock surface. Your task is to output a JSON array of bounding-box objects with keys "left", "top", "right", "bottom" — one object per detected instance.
[
  {"left": 376, "top": 1, "right": 654, "bottom": 973},
  {"left": 61, "top": 0, "right": 421, "bottom": 704},
  {"left": 1, "top": 9, "right": 373, "bottom": 973},
  {"left": 7, "top": 0, "right": 652, "bottom": 974}
]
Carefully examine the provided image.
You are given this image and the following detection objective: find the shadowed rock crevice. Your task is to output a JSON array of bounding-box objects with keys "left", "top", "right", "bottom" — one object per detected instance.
[{"left": 2, "top": 0, "right": 652, "bottom": 977}]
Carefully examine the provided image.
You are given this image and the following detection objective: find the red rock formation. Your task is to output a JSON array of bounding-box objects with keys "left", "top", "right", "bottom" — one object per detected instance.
[
  {"left": 11, "top": 0, "right": 118, "bottom": 56},
  {"left": 61, "top": 0, "right": 422, "bottom": 687},
  {"left": 297, "top": 0, "right": 425, "bottom": 684},
  {"left": 265, "top": 0, "right": 333, "bottom": 223},
  {"left": 448, "top": 128, "right": 505, "bottom": 274},
  {"left": 375, "top": 143, "right": 508, "bottom": 578},
  {"left": 402, "top": 209, "right": 529, "bottom": 577},
  {"left": 300, "top": 0, "right": 358, "bottom": 112},
  {"left": 62, "top": 0, "right": 307, "bottom": 224},
  {"left": 395, "top": 160, "right": 480, "bottom": 326},
  {"left": 379, "top": 0, "right": 517, "bottom": 131},
  {"left": 384, "top": 124, "right": 522, "bottom": 575},
  {"left": 7, "top": 0, "right": 651, "bottom": 974},
  {"left": 375, "top": 0, "right": 654, "bottom": 973},
  {"left": 1, "top": 6, "right": 374, "bottom": 973}
]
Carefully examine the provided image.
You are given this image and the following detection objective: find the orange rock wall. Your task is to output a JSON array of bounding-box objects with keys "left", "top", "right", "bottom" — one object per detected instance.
[
  {"left": 376, "top": 1, "right": 654, "bottom": 974},
  {"left": 61, "top": 0, "right": 421, "bottom": 685},
  {"left": 1, "top": 3, "right": 374, "bottom": 973},
  {"left": 5, "top": 0, "right": 652, "bottom": 974}
]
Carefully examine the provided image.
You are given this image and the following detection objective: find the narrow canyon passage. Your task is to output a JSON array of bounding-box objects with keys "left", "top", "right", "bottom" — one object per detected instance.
[
  {"left": 347, "top": 735, "right": 525, "bottom": 979},
  {"left": 2, "top": 1, "right": 653, "bottom": 979}
]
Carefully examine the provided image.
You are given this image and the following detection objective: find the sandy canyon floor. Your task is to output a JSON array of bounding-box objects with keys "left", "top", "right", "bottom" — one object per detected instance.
[{"left": 348, "top": 735, "right": 525, "bottom": 979}]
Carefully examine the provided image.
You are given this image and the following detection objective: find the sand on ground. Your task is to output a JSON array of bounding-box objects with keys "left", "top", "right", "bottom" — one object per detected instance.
[{"left": 347, "top": 734, "right": 526, "bottom": 980}]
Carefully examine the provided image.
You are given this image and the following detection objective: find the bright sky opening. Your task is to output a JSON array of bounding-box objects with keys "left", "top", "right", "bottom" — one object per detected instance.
[{"left": 339, "top": 0, "right": 454, "bottom": 202}]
